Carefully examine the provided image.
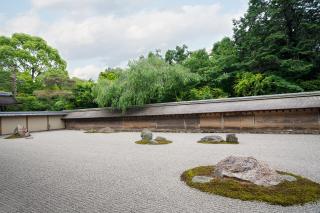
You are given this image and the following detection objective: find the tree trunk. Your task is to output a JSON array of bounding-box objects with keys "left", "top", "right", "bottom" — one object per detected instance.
[
  {"left": 11, "top": 67, "right": 17, "bottom": 97},
  {"left": 31, "top": 68, "right": 35, "bottom": 81}
]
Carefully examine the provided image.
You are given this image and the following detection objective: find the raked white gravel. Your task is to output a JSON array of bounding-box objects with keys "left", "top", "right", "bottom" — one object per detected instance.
[{"left": 0, "top": 130, "right": 320, "bottom": 213}]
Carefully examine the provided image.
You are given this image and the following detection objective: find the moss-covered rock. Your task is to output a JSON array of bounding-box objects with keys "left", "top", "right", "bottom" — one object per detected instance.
[
  {"left": 197, "top": 140, "right": 239, "bottom": 144},
  {"left": 135, "top": 138, "right": 172, "bottom": 145},
  {"left": 181, "top": 166, "right": 320, "bottom": 206}
]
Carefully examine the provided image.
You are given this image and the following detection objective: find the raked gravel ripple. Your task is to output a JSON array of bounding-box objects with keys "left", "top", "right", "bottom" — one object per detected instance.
[{"left": 0, "top": 130, "right": 320, "bottom": 213}]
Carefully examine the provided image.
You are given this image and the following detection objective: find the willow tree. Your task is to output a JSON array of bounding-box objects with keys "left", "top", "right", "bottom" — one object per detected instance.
[{"left": 93, "top": 55, "right": 199, "bottom": 112}]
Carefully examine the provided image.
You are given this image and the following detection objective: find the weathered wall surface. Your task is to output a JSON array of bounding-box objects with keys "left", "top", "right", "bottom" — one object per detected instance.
[
  {"left": 65, "top": 108, "right": 320, "bottom": 134},
  {"left": 0, "top": 115, "right": 65, "bottom": 135},
  {"left": 49, "top": 116, "right": 66, "bottom": 130},
  {"left": 1, "top": 116, "right": 27, "bottom": 135},
  {"left": 28, "top": 116, "right": 48, "bottom": 132}
]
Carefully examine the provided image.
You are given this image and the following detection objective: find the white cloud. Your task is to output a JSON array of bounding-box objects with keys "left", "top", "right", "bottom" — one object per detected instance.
[
  {"left": 70, "top": 64, "right": 103, "bottom": 80},
  {"left": 44, "top": 4, "right": 239, "bottom": 63},
  {"left": 31, "top": 0, "right": 153, "bottom": 17},
  {"left": 1, "top": 12, "right": 43, "bottom": 35},
  {"left": 0, "top": 1, "right": 246, "bottom": 80}
]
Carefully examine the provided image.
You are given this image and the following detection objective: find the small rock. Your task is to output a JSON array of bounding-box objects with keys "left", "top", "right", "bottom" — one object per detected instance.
[
  {"left": 149, "top": 140, "right": 159, "bottom": 144},
  {"left": 226, "top": 134, "right": 238, "bottom": 143},
  {"left": 192, "top": 176, "right": 214, "bottom": 183},
  {"left": 154, "top": 136, "right": 167, "bottom": 141},
  {"left": 141, "top": 129, "right": 153, "bottom": 141},
  {"left": 199, "top": 135, "right": 225, "bottom": 143},
  {"left": 213, "top": 156, "right": 287, "bottom": 186},
  {"left": 97, "top": 127, "right": 114, "bottom": 133}
]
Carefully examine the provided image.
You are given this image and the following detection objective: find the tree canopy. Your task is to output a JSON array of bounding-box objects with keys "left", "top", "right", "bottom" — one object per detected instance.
[
  {"left": 1, "top": 0, "right": 319, "bottom": 112},
  {"left": 93, "top": 55, "right": 199, "bottom": 112}
]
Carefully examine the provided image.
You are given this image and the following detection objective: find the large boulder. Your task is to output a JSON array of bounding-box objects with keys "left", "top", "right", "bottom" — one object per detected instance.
[
  {"left": 226, "top": 134, "right": 238, "bottom": 143},
  {"left": 213, "top": 156, "right": 296, "bottom": 186},
  {"left": 199, "top": 135, "right": 225, "bottom": 143},
  {"left": 141, "top": 129, "right": 153, "bottom": 141},
  {"left": 13, "top": 125, "right": 30, "bottom": 137}
]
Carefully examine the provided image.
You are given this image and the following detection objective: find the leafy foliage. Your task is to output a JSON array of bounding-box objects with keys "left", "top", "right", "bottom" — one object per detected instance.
[
  {"left": 1, "top": 0, "right": 320, "bottom": 111},
  {"left": 93, "top": 55, "right": 199, "bottom": 111}
]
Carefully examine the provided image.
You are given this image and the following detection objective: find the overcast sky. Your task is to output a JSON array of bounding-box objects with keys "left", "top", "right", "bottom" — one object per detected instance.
[{"left": 0, "top": 0, "right": 248, "bottom": 80}]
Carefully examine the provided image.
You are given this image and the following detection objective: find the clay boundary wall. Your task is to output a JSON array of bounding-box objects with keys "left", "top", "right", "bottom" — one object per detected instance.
[
  {"left": 65, "top": 108, "right": 320, "bottom": 134},
  {"left": 0, "top": 115, "right": 66, "bottom": 135}
]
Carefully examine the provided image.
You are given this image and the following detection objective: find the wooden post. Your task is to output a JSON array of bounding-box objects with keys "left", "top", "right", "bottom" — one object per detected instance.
[
  {"left": 26, "top": 116, "right": 29, "bottom": 130},
  {"left": 221, "top": 113, "right": 224, "bottom": 130},
  {"left": 47, "top": 115, "right": 50, "bottom": 130}
]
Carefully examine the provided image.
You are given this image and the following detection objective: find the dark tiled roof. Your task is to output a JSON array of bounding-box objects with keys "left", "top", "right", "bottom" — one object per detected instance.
[
  {"left": 63, "top": 91, "right": 320, "bottom": 119},
  {"left": 0, "top": 111, "right": 68, "bottom": 117},
  {"left": 0, "top": 92, "right": 17, "bottom": 105}
]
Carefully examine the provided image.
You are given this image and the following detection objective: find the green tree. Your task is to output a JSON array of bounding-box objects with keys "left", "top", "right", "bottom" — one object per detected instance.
[
  {"left": 209, "top": 37, "right": 240, "bottom": 95},
  {"left": 183, "top": 49, "right": 212, "bottom": 85},
  {"left": 165, "top": 45, "right": 189, "bottom": 64},
  {"left": 17, "top": 71, "right": 43, "bottom": 95},
  {"left": 233, "top": 0, "right": 319, "bottom": 89},
  {"left": 234, "top": 72, "right": 303, "bottom": 96},
  {"left": 10, "top": 33, "right": 67, "bottom": 80},
  {"left": 0, "top": 33, "right": 67, "bottom": 96},
  {"left": 189, "top": 86, "right": 227, "bottom": 100},
  {"left": 93, "top": 55, "right": 199, "bottom": 111},
  {"left": 72, "top": 78, "right": 97, "bottom": 109},
  {"left": 0, "top": 69, "right": 12, "bottom": 92}
]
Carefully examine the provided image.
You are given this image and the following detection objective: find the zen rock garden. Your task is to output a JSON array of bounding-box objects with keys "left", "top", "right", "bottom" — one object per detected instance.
[
  {"left": 181, "top": 155, "right": 320, "bottom": 206},
  {"left": 3, "top": 126, "right": 320, "bottom": 208},
  {"left": 198, "top": 134, "right": 239, "bottom": 144},
  {"left": 135, "top": 129, "right": 172, "bottom": 145}
]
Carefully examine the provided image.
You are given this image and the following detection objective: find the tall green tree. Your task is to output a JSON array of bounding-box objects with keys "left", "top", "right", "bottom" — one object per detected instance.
[
  {"left": 72, "top": 78, "right": 97, "bottom": 109},
  {"left": 93, "top": 55, "right": 199, "bottom": 112},
  {"left": 0, "top": 33, "right": 67, "bottom": 96},
  {"left": 165, "top": 45, "right": 190, "bottom": 64},
  {"left": 209, "top": 37, "right": 240, "bottom": 95},
  {"left": 10, "top": 33, "right": 67, "bottom": 80},
  {"left": 233, "top": 0, "right": 319, "bottom": 91}
]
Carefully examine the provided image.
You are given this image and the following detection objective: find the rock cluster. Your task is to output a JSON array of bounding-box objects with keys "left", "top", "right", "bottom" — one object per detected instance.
[
  {"left": 199, "top": 134, "right": 239, "bottom": 143},
  {"left": 97, "top": 127, "right": 114, "bottom": 133},
  {"left": 139, "top": 129, "right": 170, "bottom": 144},
  {"left": 213, "top": 156, "right": 296, "bottom": 186},
  {"left": 141, "top": 129, "right": 153, "bottom": 141},
  {"left": 199, "top": 135, "right": 225, "bottom": 143},
  {"left": 226, "top": 134, "right": 238, "bottom": 143},
  {"left": 13, "top": 125, "right": 31, "bottom": 138}
]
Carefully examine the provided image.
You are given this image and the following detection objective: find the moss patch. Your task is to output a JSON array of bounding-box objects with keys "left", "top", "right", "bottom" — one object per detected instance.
[
  {"left": 84, "top": 129, "right": 99, "bottom": 133},
  {"left": 135, "top": 139, "right": 172, "bottom": 145},
  {"left": 197, "top": 141, "right": 239, "bottom": 144},
  {"left": 181, "top": 166, "right": 320, "bottom": 206},
  {"left": 4, "top": 134, "right": 24, "bottom": 139}
]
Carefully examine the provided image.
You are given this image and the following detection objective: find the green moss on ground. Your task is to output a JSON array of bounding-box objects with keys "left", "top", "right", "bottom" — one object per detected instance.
[
  {"left": 84, "top": 129, "right": 98, "bottom": 133},
  {"left": 135, "top": 139, "right": 172, "bottom": 145},
  {"left": 197, "top": 141, "right": 239, "bottom": 144},
  {"left": 181, "top": 166, "right": 320, "bottom": 206},
  {"left": 4, "top": 134, "right": 24, "bottom": 139}
]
